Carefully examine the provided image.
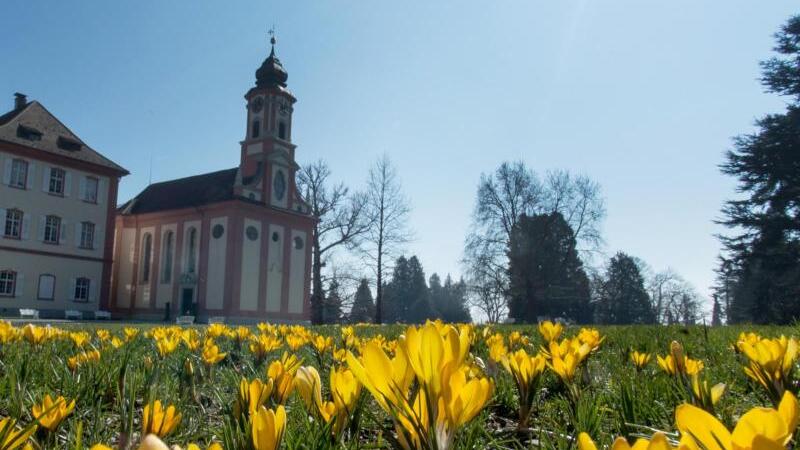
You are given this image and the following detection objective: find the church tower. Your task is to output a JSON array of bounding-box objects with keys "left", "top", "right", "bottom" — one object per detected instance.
[{"left": 236, "top": 34, "right": 307, "bottom": 214}]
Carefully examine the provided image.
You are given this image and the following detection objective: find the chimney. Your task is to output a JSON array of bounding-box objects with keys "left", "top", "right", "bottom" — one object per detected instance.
[{"left": 13, "top": 93, "right": 27, "bottom": 110}]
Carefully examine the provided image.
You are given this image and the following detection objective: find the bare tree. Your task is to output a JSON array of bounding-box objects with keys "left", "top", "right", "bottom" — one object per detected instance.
[
  {"left": 463, "top": 161, "right": 605, "bottom": 322},
  {"left": 297, "top": 159, "right": 371, "bottom": 324},
  {"left": 363, "top": 155, "right": 412, "bottom": 324},
  {"left": 647, "top": 269, "right": 702, "bottom": 325}
]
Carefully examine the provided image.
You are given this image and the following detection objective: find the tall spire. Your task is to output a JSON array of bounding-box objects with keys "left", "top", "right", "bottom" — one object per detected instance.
[
  {"left": 268, "top": 26, "right": 276, "bottom": 57},
  {"left": 255, "top": 27, "right": 288, "bottom": 88}
]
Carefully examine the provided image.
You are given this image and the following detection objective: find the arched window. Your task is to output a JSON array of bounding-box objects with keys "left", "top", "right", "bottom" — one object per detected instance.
[
  {"left": 140, "top": 233, "right": 152, "bottom": 283},
  {"left": 278, "top": 122, "right": 287, "bottom": 140},
  {"left": 161, "top": 231, "right": 174, "bottom": 283},
  {"left": 252, "top": 119, "right": 261, "bottom": 138},
  {"left": 187, "top": 227, "right": 198, "bottom": 274}
]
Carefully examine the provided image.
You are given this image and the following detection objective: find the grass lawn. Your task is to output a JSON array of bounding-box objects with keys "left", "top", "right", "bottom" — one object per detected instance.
[{"left": 0, "top": 321, "right": 795, "bottom": 449}]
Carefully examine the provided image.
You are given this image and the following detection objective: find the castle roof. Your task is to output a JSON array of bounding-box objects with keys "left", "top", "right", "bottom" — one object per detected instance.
[{"left": 0, "top": 98, "right": 128, "bottom": 175}]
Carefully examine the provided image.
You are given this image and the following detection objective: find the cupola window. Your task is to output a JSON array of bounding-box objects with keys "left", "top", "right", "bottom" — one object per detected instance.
[
  {"left": 278, "top": 122, "right": 287, "bottom": 140},
  {"left": 252, "top": 119, "right": 261, "bottom": 138}
]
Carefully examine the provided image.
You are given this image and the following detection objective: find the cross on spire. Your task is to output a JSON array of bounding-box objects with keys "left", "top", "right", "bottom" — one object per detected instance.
[{"left": 268, "top": 25, "right": 277, "bottom": 54}]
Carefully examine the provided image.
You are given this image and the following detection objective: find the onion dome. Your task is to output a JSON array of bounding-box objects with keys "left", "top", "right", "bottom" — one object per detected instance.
[{"left": 255, "top": 35, "right": 288, "bottom": 88}]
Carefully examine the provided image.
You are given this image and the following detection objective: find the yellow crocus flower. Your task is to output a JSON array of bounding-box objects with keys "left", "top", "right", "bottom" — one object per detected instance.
[
  {"left": 156, "top": 337, "right": 180, "bottom": 358},
  {"left": 267, "top": 352, "right": 301, "bottom": 404},
  {"left": 0, "top": 417, "right": 36, "bottom": 450},
  {"left": 22, "top": 324, "right": 47, "bottom": 345},
  {"left": 142, "top": 400, "right": 182, "bottom": 438},
  {"left": 402, "top": 322, "right": 470, "bottom": 399},
  {"left": 737, "top": 335, "right": 798, "bottom": 403},
  {"left": 631, "top": 351, "right": 652, "bottom": 370},
  {"left": 124, "top": 327, "right": 140, "bottom": 341},
  {"left": 676, "top": 390, "right": 799, "bottom": 450},
  {"left": 205, "top": 323, "right": 229, "bottom": 339},
  {"left": 579, "top": 431, "right": 691, "bottom": 450},
  {"left": 31, "top": 395, "right": 75, "bottom": 431},
  {"left": 538, "top": 320, "right": 563, "bottom": 343},
  {"left": 234, "top": 378, "right": 273, "bottom": 419},
  {"left": 690, "top": 373, "right": 726, "bottom": 411},
  {"left": 251, "top": 405, "right": 286, "bottom": 450},
  {"left": 294, "top": 366, "right": 336, "bottom": 422},
  {"left": 201, "top": 339, "right": 226, "bottom": 366},
  {"left": 501, "top": 349, "right": 546, "bottom": 426}
]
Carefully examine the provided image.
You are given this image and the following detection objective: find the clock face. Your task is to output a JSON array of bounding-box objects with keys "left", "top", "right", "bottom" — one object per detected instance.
[{"left": 250, "top": 97, "right": 264, "bottom": 113}]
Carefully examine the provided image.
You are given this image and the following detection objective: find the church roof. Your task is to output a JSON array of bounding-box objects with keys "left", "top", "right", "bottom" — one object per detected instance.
[
  {"left": 118, "top": 168, "right": 239, "bottom": 215},
  {"left": 0, "top": 98, "right": 128, "bottom": 175}
]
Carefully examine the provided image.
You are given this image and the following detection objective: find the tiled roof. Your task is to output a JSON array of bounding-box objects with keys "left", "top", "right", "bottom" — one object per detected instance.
[
  {"left": 118, "top": 168, "right": 239, "bottom": 215},
  {"left": 0, "top": 100, "right": 128, "bottom": 174}
]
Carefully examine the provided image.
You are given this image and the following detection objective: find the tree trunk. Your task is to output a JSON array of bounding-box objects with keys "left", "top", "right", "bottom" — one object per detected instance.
[
  {"left": 375, "top": 243, "right": 383, "bottom": 324},
  {"left": 311, "top": 228, "right": 324, "bottom": 324}
]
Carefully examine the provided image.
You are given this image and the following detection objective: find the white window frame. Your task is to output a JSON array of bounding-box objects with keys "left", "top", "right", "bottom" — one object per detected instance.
[
  {"left": 9, "top": 159, "right": 28, "bottom": 189},
  {"left": 0, "top": 271, "right": 16, "bottom": 297},
  {"left": 4, "top": 209, "right": 23, "bottom": 239},
  {"left": 44, "top": 215, "right": 61, "bottom": 244},
  {"left": 74, "top": 277, "right": 90, "bottom": 302},
  {"left": 49, "top": 168, "right": 65, "bottom": 195},
  {"left": 79, "top": 222, "right": 95, "bottom": 249},
  {"left": 83, "top": 176, "right": 99, "bottom": 203}
]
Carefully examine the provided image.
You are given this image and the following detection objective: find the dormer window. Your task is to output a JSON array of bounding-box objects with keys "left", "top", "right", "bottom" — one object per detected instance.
[
  {"left": 57, "top": 136, "right": 82, "bottom": 152},
  {"left": 278, "top": 122, "right": 287, "bottom": 140},
  {"left": 16, "top": 124, "right": 42, "bottom": 141},
  {"left": 252, "top": 119, "right": 261, "bottom": 138}
]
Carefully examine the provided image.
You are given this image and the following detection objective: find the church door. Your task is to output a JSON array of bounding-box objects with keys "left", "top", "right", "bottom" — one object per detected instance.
[{"left": 181, "top": 288, "right": 194, "bottom": 315}]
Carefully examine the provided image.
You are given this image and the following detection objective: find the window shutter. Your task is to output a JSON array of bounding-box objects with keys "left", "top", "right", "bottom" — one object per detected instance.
[
  {"left": 26, "top": 163, "right": 34, "bottom": 190},
  {"left": 75, "top": 223, "right": 82, "bottom": 247},
  {"left": 60, "top": 220, "right": 68, "bottom": 245},
  {"left": 37, "top": 216, "right": 45, "bottom": 241},
  {"left": 3, "top": 159, "right": 11, "bottom": 185},
  {"left": 69, "top": 278, "right": 76, "bottom": 301},
  {"left": 89, "top": 280, "right": 97, "bottom": 302},
  {"left": 97, "top": 178, "right": 107, "bottom": 206},
  {"left": 64, "top": 172, "right": 72, "bottom": 197},
  {"left": 78, "top": 177, "right": 87, "bottom": 201},
  {"left": 95, "top": 226, "right": 103, "bottom": 249},
  {"left": 15, "top": 273, "right": 24, "bottom": 297},
  {"left": 0, "top": 209, "right": 5, "bottom": 234},
  {"left": 21, "top": 214, "right": 30, "bottom": 240},
  {"left": 42, "top": 167, "right": 51, "bottom": 192}
]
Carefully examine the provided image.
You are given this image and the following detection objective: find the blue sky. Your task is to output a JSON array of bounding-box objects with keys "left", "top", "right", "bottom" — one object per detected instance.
[{"left": 2, "top": 1, "right": 797, "bottom": 310}]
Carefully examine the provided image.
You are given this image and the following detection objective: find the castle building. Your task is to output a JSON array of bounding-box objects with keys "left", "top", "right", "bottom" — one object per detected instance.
[
  {"left": 0, "top": 93, "right": 128, "bottom": 317},
  {"left": 111, "top": 37, "right": 315, "bottom": 323}
]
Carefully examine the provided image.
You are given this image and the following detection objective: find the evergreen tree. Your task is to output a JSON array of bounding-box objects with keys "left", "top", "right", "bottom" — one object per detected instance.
[
  {"left": 718, "top": 15, "right": 800, "bottom": 324},
  {"left": 322, "top": 278, "right": 343, "bottom": 324},
  {"left": 349, "top": 278, "right": 375, "bottom": 323},
  {"left": 711, "top": 295, "right": 723, "bottom": 326},
  {"left": 507, "top": 212, "right": 592, "bottom": 323},
  {"left": 596, "top": 252, "right": 655, "bottom": 324},
  {"left": 439, "top": 275, "right": 472, "bottom": 323},
  {"left": 382, "top": 256, "right": 409, "bottom": 322},
  {"left": 404, "top": 256, "right": 436, "bottom": 323}
]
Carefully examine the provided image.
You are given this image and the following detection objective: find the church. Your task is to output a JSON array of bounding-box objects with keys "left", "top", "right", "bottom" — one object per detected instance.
[{"left": 111, "top": 37, "right": 315, "bottom": 323}]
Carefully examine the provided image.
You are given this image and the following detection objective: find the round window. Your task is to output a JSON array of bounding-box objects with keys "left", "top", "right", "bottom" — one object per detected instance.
[
  {"left": 293, "top": 236, "right": 304, "bottom": 250},
  {"left": 212, "top": 224, "right": 225, "bottom": 239},
  {"left": 271, "top": 231, "right": 280, "bottom": 242},
  {"left": 246, "top": 226, "right": 259, "bottom": 241}
]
